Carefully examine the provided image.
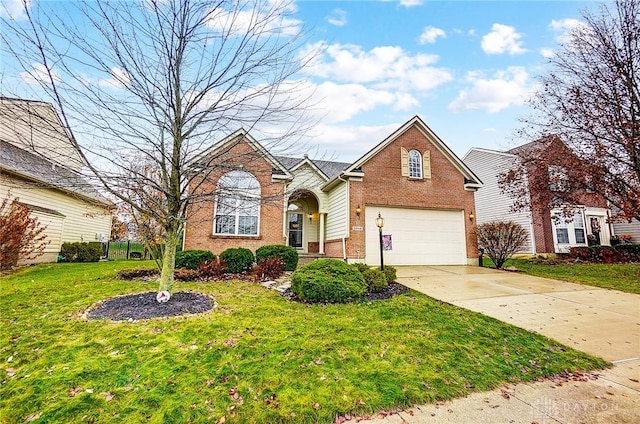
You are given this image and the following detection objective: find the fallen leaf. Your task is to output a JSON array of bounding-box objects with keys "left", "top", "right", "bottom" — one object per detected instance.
[
  {"left": 5, "top": 367, "right": 17, "bottom": 373},
  {"left": 217, "top": 416, "right": 226, "bottom": 424},
  {"left": 313, "top": 403, "right": 320, "bottom": 410},
  {"left": 501, "top": 392, "right": 510, "bottom": 400},
  {"left": 68, "top": 387, "right": 83, "bottom": 397},
  {"left": 23, "top": 413, "right": 42, "bottom": 422},
  {"left": 630, "top": 378, "right": 639, "bottom": 383},
  {"left": 104, "top": 392, "right": 114, "bottom": 402}
]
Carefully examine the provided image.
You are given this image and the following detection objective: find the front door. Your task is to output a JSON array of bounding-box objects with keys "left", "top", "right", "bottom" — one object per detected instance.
[{"left": 288, "top": 213, "right": 303, "bottom": 249}]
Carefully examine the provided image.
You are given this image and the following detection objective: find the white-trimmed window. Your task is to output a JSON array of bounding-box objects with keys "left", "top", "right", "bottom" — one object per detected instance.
[
  {"left": 408, "top": 149, "right": 422, "bottom": 178},
  {"left": 552, "top": 210, "right": 587, "bottom": 251},
  {"left": 573, "top": 213, "right": 586, "bottom": 244},
  {"left": 214, "top": 171, "right": 260, "bottom": 236}
]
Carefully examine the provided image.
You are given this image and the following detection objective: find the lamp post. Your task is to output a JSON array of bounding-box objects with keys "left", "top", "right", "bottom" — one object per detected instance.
[{"left": 375, "top": 212, "right": 385, "bottom": 270}]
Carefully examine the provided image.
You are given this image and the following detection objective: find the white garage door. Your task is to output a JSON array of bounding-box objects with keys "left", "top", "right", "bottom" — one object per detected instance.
[{"left": 365, "top": 206, "right": 467, "bottom": 266}]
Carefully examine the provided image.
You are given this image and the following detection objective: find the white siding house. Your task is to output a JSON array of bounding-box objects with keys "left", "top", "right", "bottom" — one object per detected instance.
[
  {"left": 0, "top": 98, "right": 112, "bottom": 265},
  {"left": 463, "top": 148, "right": 535, "bottom": 253}
]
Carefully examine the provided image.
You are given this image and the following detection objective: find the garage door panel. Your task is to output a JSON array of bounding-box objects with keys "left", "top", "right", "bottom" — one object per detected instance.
[{"left": 365, "top": 207, "right": 466, "bottom": 266}]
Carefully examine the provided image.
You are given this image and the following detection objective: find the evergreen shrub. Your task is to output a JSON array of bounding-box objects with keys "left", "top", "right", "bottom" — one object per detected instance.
[
  {"left": 220, "top": 247, "right": 254, "bottom": 273},
  {"left": 59, "top": 242, "right": 102, "bottom": 262},
  {"left": 362, "top": 268, "right": 388, "bottom": 293},
  {"left": 175, "top": 250, "right": 215, "bottom": 270},
  {"left": 291, "top": 258, "right": 366, "bottom": 303}
]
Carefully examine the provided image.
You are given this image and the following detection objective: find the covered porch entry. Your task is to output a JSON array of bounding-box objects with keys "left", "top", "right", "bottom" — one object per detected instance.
[{"left": 286, "top": 190, "right": 325, "bottom": 254}]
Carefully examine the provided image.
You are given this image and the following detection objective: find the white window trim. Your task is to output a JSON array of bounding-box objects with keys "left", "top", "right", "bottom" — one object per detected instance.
[
  {"left": 213, "top": 171, "right": 261, "bottom": 237},
  {"left": 551, "top": 209, "right": 588, "bottom": 253},
  {"left": 408, "top": 149, "right": 422, "bottom": 179}
]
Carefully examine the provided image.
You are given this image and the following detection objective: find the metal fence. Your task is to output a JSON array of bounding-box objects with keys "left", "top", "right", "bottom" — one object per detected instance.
[{"left": 105, "top": 241, "right": 148, "bottom": 260}]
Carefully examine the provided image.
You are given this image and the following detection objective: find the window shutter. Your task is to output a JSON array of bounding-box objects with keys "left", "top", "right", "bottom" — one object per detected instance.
[
  {"left": 423, "top": 150, "right": 431, "bottom": 179},
  {"left": 401, "top": 148, "right": 409, "bottom": 177}
]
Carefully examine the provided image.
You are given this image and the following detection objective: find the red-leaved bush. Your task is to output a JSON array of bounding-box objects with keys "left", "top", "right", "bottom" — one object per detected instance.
[{"left": 0, "top": 197, "right": 49, "bottom": 270}]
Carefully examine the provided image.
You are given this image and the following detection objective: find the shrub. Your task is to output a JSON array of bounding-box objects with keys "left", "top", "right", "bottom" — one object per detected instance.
[
  {"left": 220, "top": 247, "right": 254, "bottom": 273},
  {"left": 59, "top": 242, "right": 102, "bottom": 263},
  {"left": 382, "top": 265, "right": 397, "bottom": 284},
  {"left": 198, "top": 258, "right": 228, "bottom": 279},
  {"left": 476, "top": 221, "right": 528, "bottom": 269},
  {"left": 568, "top": 244, "right": 640, "bottom": 263},
  {"left": 254, "top": 257, "right": 285, "bottom": 282},
  {"left": 117, "top": 268, "right": 158, "bottom": 280},
  {"left": 351, "top": 262, "right": 370, "bottom": 274},
  {"left": 362, "top": 268, "right": 388, "bottom": 293},
  {"left": 615, "top": 244, "right": 640, "bottom": 262},
  {"left": 175, "top": 250, "right": 215, "bottom": 270},
  {"left": 174, "top": 268, "right": 200, "bottom": 281},
  {"left": 291, "top": 258, "right": 367, "bottom": 303},
  {"left": 0, "top": 197, "right": 48, "bottom": 270},
  {"left": 255, "top": 245, "right": 299, "bottom": 271}
]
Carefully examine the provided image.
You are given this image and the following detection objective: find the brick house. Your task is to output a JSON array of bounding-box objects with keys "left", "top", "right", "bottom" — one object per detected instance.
[
  {"left": 184, "top": 116, "right": 482, "bottom": 266},
  {"left": 464, "top": 137, "right": 613, "bottom": 254}
]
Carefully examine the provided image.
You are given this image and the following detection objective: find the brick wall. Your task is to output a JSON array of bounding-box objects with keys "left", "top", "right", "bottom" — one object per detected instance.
[
  {"left": 184, "top": 138, "right": 286, "bottom": 255},
  {"left": 346, "top": 125, "right": 478, "bottom": 260}
]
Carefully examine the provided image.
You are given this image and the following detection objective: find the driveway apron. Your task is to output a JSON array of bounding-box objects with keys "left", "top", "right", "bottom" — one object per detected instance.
[{"left": 367, "top": 265, "right": 640, "bottom": 424}]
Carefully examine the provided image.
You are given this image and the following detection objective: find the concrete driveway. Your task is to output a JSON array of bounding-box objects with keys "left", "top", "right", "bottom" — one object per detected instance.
[{"left": 367, "top": 265, "right": 640, "bottom": 424}]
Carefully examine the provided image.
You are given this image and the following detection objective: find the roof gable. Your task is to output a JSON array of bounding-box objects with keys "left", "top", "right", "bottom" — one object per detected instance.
[
  {"left": 194, "top": 129, "right": 293, "bottom": 179},
  {"left": 336, "top": 116, "right": 482, "bottom": 189}
]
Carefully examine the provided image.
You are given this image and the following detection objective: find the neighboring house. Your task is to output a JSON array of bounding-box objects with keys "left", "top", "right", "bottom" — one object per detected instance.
[
  {"left": 185, "top": 116, "right": 482, "bottom": 266},
  {"left": 464, "top": 138, "right": 613, "bottom": 254},
  {"left": 0, "top": 97, "right": 112, "bottom": 264}
]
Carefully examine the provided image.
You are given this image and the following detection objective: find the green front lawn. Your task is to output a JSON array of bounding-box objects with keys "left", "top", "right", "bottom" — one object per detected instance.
[
  {"left": 1, "top": 262, "right": 608, "bottom": 423},
  {"left": 503, "top": 259, "right": 640, "bottom": 294}
]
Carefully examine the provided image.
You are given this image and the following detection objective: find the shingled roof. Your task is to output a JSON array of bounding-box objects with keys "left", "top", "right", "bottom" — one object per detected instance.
[
  {"left": 0, "top": 139, "right": 109, "bottom": 205},
  {"left": 273, "top": 155, "right": 351, "bottom": 180}
]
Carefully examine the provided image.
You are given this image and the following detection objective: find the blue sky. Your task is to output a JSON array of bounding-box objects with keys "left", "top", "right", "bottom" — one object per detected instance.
[
  {"left": 1, "top": 0, "right": 597, "bottom": 162},
  {"left": 290, "top": 0, "right": 595, "bottom": 161}
]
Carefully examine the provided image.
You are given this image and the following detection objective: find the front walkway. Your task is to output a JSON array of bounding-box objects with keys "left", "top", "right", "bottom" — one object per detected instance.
[{"left": 368, "top": 265, "right": 640, "bottom": 424}]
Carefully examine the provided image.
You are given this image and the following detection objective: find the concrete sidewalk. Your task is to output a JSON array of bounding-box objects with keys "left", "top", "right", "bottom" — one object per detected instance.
[{"left": 366, "top": 266, "right": 640, "bottom": 424}]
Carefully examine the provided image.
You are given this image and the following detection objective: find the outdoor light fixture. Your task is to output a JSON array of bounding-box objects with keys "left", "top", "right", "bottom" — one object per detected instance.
[
  {"left": 307, "top": 212, "right": 313, "bottom": 223},
  {"left": 469, "top": 211, "right": 475, "bottom": 221},
  {"left": 356, "top": 204, "right": 362, "bottom": 217},
  {"left": 375, "top": 212, "right": 385, "bottom": 270}
]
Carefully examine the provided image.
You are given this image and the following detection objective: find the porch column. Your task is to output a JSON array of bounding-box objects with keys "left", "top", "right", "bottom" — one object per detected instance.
[{"left": 319, "top": 213, "right": 325, "bottom": 254}]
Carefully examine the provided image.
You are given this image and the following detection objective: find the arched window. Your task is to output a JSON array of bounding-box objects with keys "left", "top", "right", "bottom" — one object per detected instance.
[
  {"left": 214, "top": 171, "right": 260, "bottom": 236},
  {"left": 408, "top": 149, "right": 422, "bottom": 178}
]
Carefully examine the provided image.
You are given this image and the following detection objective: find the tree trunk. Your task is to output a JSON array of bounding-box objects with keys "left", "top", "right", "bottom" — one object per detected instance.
[{"left": 158, "top": 228, "right": 180, "bottom": 294}]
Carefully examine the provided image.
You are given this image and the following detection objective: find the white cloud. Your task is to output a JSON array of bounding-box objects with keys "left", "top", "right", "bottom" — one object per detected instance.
[
  {"left": 448, "top": 66, "right": 535, "bottom": 113},
  {"left": 0, "top": 0, "right": 31, "bottom": 20},
  {"left": 98, "top": 67, "right": 131, "bottom": 90},
  {"left": 19, "top": 63, "right": 61, "bottom": 85},
  {"left": 549, "top": 18, "right": 585, "bottom": 44},
  {"left": 540, "top": 48, "right": 555, "bottom": 58},
  {"left": 313, "top": 81, "right": 417, "bottom": 123},
  {"left": 327, "top": 8, "right": 347, "bottom": 27},
  {"left": 302, "top": 42, "right": 452, "bottom": 91},
  {"left": 307, "top": 122, "right": 401, "bottom": 162},
  {"left": 399, "top": 0, "right": 423, "bottom": 7},
  {"left": 419, "top": 26, "right": 446, "bottom": 45},
  {"left": 207, "top": 1, "right": 302, "bottom": 36},
  {"left": 481, "top": 24, "right": 526, "bottom": 55}
]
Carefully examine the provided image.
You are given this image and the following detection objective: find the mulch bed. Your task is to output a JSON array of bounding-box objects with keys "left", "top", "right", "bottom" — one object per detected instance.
[{"left": 86, "top": 292, "right": 215, "bottom": 321}]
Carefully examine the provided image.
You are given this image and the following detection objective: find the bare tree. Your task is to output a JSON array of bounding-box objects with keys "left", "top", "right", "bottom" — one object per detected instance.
[
  {"left": 1, "top": 0, "right": 315, "bottom": 298},
  {"left": 476, "top": 221, "right": 528, "bottom": 269},
  {"left": 505, "top": 0, "right": 639, "bottom": 222}
]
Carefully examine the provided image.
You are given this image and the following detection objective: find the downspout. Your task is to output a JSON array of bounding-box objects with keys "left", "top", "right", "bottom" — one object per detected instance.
[{"left": 338, "top": 173, "right": 350, "bottom": 261}]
